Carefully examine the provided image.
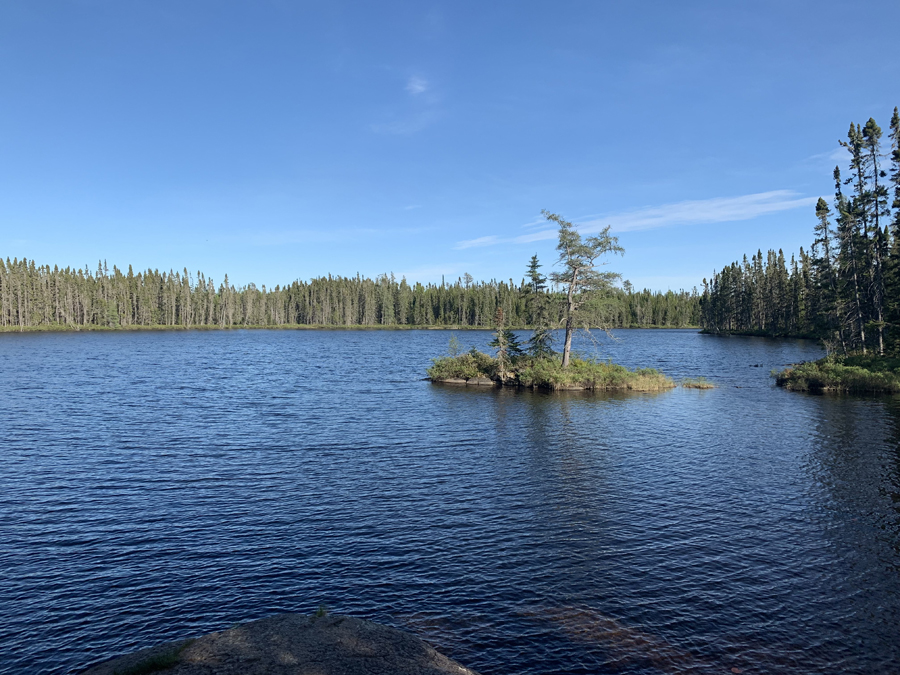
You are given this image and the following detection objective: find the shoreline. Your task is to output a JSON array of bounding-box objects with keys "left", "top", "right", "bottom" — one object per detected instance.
[
  {"left": 699, "top": 329, "right": 821, "bottom": 341},
  {"left": 0, "top": 324, "right": 700, "bottom": 334},
  {"left": 775, "top": 354, "right": 900, "bottom": 394}
]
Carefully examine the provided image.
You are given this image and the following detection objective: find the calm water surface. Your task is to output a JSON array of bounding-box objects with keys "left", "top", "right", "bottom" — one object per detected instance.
[{"left": 1, "top": 329, "right": 899, "bottom": 674}]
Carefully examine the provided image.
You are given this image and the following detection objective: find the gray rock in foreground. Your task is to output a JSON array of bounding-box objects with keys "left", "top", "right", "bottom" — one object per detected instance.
[{"left": 81, "top": 613, "right": 480, "bottom": 675}]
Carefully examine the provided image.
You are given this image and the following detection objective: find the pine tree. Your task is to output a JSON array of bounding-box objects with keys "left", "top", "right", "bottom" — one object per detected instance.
[
  {"left": 543, "top": 209, "right": 624, "bottom": 368},
  {"left": 488, "top": 307, "right": 524, "bottom": 379},
  {"left": 527, "top": 326, "right": 555, "bottom": 358},
  {"left": 523, "top": 254, "right": 548, "bottom": 328},
  {"left": 886, "top": 107, "right": 900, "bottom": 352}
]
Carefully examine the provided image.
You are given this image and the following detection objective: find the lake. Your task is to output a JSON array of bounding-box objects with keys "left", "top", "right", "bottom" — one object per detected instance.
[{"left": 1, "top": 329, "right": 899, "bottom": 674}]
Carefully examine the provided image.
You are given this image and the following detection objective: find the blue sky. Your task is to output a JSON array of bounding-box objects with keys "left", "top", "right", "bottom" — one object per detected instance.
[{"left": 1, "top": 1, "right": 898, "bottom": 292}]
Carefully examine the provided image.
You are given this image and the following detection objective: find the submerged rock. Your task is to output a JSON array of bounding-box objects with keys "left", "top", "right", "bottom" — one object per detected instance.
[{"left": 81, "top": 613, "right": 480, "bottom": 675}]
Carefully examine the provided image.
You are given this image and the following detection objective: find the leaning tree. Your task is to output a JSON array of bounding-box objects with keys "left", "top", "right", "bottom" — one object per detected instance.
[{"left": 543, "top": 209, "right": 624, "bottom": 368}]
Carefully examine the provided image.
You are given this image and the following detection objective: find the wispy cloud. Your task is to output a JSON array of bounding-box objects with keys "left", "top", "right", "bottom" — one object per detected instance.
[
  {"left": 455, "top": 190, "right": 819, "bottom": 249},
  {"left": 456, "top": 235, "right": 502, "bottom": 250},
  {"left": 405, "top": 76, "right": 428, "bottom": 95},
  {"left": 371, "top": 73, "right": 440, "bottom": 135},
  {"left": 806, "top": 146, "right": 846, "bottom": 165},
  {"left": 594, "top": 190, "right": 818, "bottom": 233}
]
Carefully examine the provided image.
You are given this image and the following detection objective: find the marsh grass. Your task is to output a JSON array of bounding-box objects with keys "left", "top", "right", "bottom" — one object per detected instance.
[
  {"left": 775, "top": 355, "right": 900, "bottom": 393},
  {"left": 428, "top": 351, "right": 674, "bottom": 391},
  {"left": 680, "top": 377, "right": 715, "bottom": 389},
  {"left": 516, "top": 357, "right": 674, "bottom": 391},
  {"left": 426, "top": 351, "right": 497, "bottom": 380}
]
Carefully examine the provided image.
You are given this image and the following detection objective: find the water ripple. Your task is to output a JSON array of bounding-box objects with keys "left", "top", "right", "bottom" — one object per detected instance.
[{"left": 1, "top": 330, "right": 899, "bottom": 674}]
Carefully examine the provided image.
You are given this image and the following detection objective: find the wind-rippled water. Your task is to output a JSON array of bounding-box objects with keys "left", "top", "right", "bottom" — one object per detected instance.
[{"left": 1, "top": 329, "right": 899, "bottom": 674}]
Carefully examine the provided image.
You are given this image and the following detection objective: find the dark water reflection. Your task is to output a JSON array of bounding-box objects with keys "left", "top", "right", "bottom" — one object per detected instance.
[{"left": 1, "top": 329, "right": 899, "bottom": 674}]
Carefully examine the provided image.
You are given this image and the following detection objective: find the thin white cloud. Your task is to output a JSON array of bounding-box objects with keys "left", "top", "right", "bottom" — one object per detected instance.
[
  {"left": 371, "top": 74, "right": 440, "bottom": 135},
  {"left": 454, "top": 190, "right": 819, "bottom": 249},
  {"left": 806, "top": 146, "right": 847, "bottom": 165},
  {"left": 513, "top": 229, "right": 558, "bottom": 243},
  {"left": 406, "top": 76, "right": 428, "bottom": 95},
  {"left": 592, "top": 190, "right": 818, "bottom": 233},
  {"left": 456, "top": 235, "right": 501, "bottom": 249}
]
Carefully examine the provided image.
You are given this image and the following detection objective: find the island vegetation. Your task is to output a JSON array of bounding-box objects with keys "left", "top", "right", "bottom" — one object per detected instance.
[
  {"left": 680, "top": 377, "right": 716, "bottom": 389},
  {"left": 775, "top": 354, "right": 900, "bottom": 393},
  {"left": 428, "top": 211, "right": 677, "bottom": 392},
  {"left": 700, "top": 108, "right": 900, "bottom": 392}
]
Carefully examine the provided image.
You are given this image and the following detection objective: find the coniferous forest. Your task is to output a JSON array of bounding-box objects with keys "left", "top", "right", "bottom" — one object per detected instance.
[
  {"left": 0, "top": 257, "right": 700, "bottom": 331},
  {"left": 700, "top": 109, "right": 900, "bottom": 355}
]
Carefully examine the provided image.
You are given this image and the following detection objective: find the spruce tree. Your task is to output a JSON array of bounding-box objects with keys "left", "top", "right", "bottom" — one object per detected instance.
[
  {"left": 527, "top": 326, "right": 555, "bottom": 358},
  {"left": 489, "top": 307, "right": 524, "bottom": 379}
]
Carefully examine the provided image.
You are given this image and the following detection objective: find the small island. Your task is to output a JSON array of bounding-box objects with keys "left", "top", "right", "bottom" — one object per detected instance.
[
  {"left": 775, "top": 354, "right": 900, "bottom": 393},
  {"left": 429, "top": 348, "right": 674, "bottom": 391},
  {"left": 429, "top": 211, "right": 677, "bottom": 393}
]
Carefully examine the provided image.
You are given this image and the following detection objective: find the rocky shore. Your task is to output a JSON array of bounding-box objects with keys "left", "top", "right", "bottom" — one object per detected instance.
[{"left": 81, "top": 613, "right": 480, "bottom": 675}]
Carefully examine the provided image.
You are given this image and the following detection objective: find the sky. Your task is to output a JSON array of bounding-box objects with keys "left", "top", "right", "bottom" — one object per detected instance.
[{"left": 1, "top": 1, "right": 898, "bottom": 292}]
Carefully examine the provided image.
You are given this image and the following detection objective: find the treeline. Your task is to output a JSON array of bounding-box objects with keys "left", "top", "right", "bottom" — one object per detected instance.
[
  {"left": 0, "top": 258, "right": 700, "bottom": 331},
  {"left": 701, "top": 109, "right": 900, "bottom": 355}
]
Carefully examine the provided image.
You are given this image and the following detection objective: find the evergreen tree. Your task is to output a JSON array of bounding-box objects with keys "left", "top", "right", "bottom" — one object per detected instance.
[
  {"left": 527, "top": 326, "right": 555, "bottom": 358},
  {"left": 489, "top": 307, "right": 524, "bottom": 379},
  {"left": 543, "top": 210, "right": 624, "bottom": 368},
  {"left": 700, "top": 109, "right": 898, "bottom": 354},
  {"left": 523, "top": 254, "right": 549, "bottom": 329},
  {"left": 0, "top": 257, "right": 699, "bottom": 332},
  {"left": 886, "top": 107, "right": 900, "bottom": 352}
]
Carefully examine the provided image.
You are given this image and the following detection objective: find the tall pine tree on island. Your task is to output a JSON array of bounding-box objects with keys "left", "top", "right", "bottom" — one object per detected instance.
[
  {"left": 543, "top": 209, "right": 624, "bottom": 368},
  {"left": 488, "top": 307, "right": 524, "bottom": 380},
  {"left": 523, "top": 255, "right": 555, "bottom": 357}
]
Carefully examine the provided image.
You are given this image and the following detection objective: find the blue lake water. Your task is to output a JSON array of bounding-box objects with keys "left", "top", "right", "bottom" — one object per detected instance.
[{"left": 1, "top": 329, "right": 899, "bottom": 674}]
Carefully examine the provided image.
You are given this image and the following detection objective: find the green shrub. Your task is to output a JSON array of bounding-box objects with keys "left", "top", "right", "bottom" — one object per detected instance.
[
  {"left": 516, "top": 356, "right": 674, "bottom": 391},
  {"left": 427, "top": 351, "right": 496, "bottom": 380},
  {"left": 775, "top": 356, "right": 900, "bottom": 393}
]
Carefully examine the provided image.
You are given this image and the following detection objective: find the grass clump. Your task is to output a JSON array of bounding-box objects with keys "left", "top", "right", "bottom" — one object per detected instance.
[
  {"left": 426, "top": 349, "right": 497, "bottom": 380},
  {"left": 516, "top": 356, "right": 674, "bottom": 391},
  {"left": 427, "top": 336, "right": 674, "bottom": 392},
  {"left": 775, "top": 354, "right": 900, "bottom": 393},
  {"left": 681, "top": 377, "right": 715, "bottom": 389}
]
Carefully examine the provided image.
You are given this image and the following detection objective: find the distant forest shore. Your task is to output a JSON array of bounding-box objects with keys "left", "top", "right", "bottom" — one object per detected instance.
[
  {"left": 698, "top": 328, "right": 819, "bottom": 340},
  {"left": 0, "top": 323, "right": 699, "bottom": 334},
  {"left": 700, "top": 110, "right": 900, "bottom": 393},
  {"left": 0, "top": 257, "right": 700, "bottom": 331},
  {"left": 699, "top": 109, "right": 900, "bottom": 357}
]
